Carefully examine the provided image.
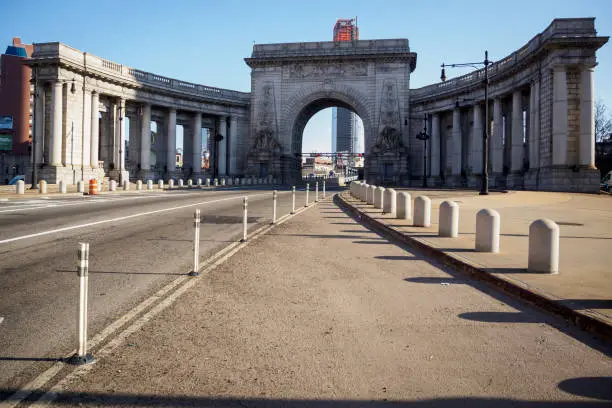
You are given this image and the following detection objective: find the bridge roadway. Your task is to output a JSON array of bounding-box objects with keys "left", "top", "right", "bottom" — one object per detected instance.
[{"left": 0, "top": 187, "right": 308, "bottom": 394}]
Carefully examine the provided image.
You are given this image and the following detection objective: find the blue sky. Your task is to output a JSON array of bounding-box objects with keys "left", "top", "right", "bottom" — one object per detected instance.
[{"left": 3, "top": 0, "right": 611, "bottom": 152}]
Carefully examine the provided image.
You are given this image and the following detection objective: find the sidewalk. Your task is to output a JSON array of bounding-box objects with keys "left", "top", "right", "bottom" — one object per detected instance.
[
  {"left": 339, "top": 189, "right": 612, "bottom": 337},
  {"left": 22, "top": 195, "right": 611, "bottom": 406}
]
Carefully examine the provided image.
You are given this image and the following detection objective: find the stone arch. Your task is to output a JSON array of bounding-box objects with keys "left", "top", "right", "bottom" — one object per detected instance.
[{"left": 281, "top": 83, "right": 374, "bottom": 154}]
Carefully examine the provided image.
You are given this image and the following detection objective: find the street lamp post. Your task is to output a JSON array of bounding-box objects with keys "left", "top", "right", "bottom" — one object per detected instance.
[
  {"left": 415, "top": 114, "right": 430, "bottom": 188},
  {"left": 441, "top": 50, "right": 491, "bottom": 195},
  {"left": 30, "top": 66, "right": 39, "bottom": 189}
]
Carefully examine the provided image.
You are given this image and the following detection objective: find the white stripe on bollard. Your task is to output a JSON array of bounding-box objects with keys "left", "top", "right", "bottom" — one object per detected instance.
[
  {"left": 189, "top": 209, "right": 201, "bottom": 276},
  {"left": 272, "top": 190, "right": 278, "bottom": 224},
  {"left": 68, "top": 242, "right": 94, "bottom": 365},
  {"left": 241, "top": 196, "right": 248, "bottom": 242},
  {"left": 476, "top": 208, "right": 500, "bottom": 253},
  {"left": 291, "top": 186, "right": 296, "bottom": 214},
  {"left": 305, "top": 183, "right": 310, "bottom": 207}
]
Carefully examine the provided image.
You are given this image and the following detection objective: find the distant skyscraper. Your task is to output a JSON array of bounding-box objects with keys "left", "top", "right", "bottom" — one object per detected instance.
[{"left": 332, "top": 18, "right": 358, "bottom": 153}]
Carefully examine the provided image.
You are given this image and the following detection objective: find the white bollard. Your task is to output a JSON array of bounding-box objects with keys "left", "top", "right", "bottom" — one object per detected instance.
[
  {"left": 476, "top": 209, "right": 500, "bottom": 253},
  {"left": 59, "top": 180, "right": 67, "bottom": 194},
  {"left": 228, "top": 178, "right": 233, "bottom": 186},
  {"left": 272, "top": 190, "right": 278, "bottom": 224},
  {"left": 367, "top": 185, "right": 376, "bottom": 205},
  {"left": 221, "top": 178, "right": 226, "bottom": 186},
  {"left": 76, "top": 180, "right": 84, "bottom": 193},
  {"left": 68, "top": 242, "right": 93, "bottom": 365},
  {"left": 528, "top": 219, "right": 560, "bottom": 274},
  {"left": 383, "top": 188, "right": 397, "bottom": 216},
  {"left": 168, "top": 179, "right": 174, "bottom": 189},
  {"left": 190, "top": 209, "right": 201, "bottom": 277},
  {"left": 315, "top": 182, "right": 319, "bottom": 202},
  {"left": 374, "top": 186, "right": 385, "bottom": 209},
  {"left": 188, "top": 179, "right": 193, "bottom": 187},
  {"left": 206, "top": 178, "right": 211, "bottom": 187},
  {"left": 241, "top": 196, "right": 248, "bottom": 242},
  {"left": 414, "top": 196, "right": 431, "bottom": 227},
  {"left": 109, "top": 180, "right": 118, "bottom": 192},
  {"left": 305, "top": 183, "right": 310, "bottom": 207},
  {"left": 137, "top": 180, "right": 143, "bottom": 190},
  {"left": 158, "top": 180, "right": 164, "bottom": 190},
  {"left": 439, "top": 201, "right": 459, "bottom": 238},
  {"left": 147, "top": 180, "right": 153, "bottom": 190},
  {"left": 123, "top": 180, "right": 129, "bottom": 191},
  {"left": 291, "top": 186, "right": 296, "bottom": 214},
  {"left": 214, "top": 178, "right": 218, "bottom": 186},
  {"left": 197, "top": 178, "right": 202, "bottom": 186},
  {"left": 178, "top": 179, "right": 184, "bottom": 188},
  {"left": 16, "top": 180, "right": 25, "bottom": 194},
  {"left": 360, "top": 183, "right": 368, "bottom": 201},
  {"left": 323, "top": 180, "right": 326, "bottom": 198},
  {"left": 39, "top": 180, "right": 47, "bottom": 194},
  {"left": 397, "top": 192, "right": 411, "bottom": 220}
]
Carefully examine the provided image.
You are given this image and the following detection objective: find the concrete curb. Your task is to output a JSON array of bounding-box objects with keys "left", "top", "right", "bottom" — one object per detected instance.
[{"left": 334, "top": 191, "right": 612, "bottom": 344}]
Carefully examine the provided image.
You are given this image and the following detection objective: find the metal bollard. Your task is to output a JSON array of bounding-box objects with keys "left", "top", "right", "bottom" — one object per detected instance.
[
  {"left": 123, "top": 180, "right": 129, "bottom": 191},
  {"left": 414, "top": 196, "right": 431, "bottom": 227},
  {"left": 39, "top": 180, "right": 47, "bottom": 194},
  {"left": 397, "top": 192, "right": 411, "bottom": 220},
  {"left": 439, "top": 201, "right": 459, "bottom": 238},
  {"left": 528, "top": 219, "right": 559, "bottom": 274},
  {"left": 323, "top": 180, "right": 326, "bottom": 198},
  {"left": 241, "top": 196, "right": 248, "bottom": 242},
  {"left": 315, "top": 182, "right": 319, "bottom": 202},
  {"left": 272, "top": 190, "right": 278, "bottom": 224},
  {"left": 189, "top": 209, "right": 201, "bottom": 276},
  {"left": 291, "top": 186, "right": 296, "bottom": 214},
  {"left": 68, "top": 242, "right": 94, "bottom": 365},
  {"left": 476, "top": 208, "right": 500, "bottom": 253},
  {"left": 59, "top": 180, "right": 67, "bottom": 194},
  {"left": 137, "top": 180, "right": 143, "bottom": 190},
  {"left": 305, "top": 183, "right": 310, "bottom": 207},
  {"left": 16, "top": 180, "right": 25, "bottom": 194},
  {"left": 147, "top": 180, "right": 153, "bottom": 190}
]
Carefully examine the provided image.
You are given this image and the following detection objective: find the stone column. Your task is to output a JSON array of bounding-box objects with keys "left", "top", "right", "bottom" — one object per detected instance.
[
  {"left": 452, "top": 108, "right": 462, "bottom": 176},
  {"left": 50, "top": 81, "right": 63, "bottom": 166},
  {"left": 511, "top": 90, "right": 524, "bottom": 172},
  {"left": 140, "top": 103, "right": 151, "bottom": 170},
  {"left": 529, "top": 81, "right": 540, "bottom": 169},
  {"left": 552, "top": 67, "right": 568, "bottom": 166},
  {"left": 229, "top": 116, "right": 238, "bottom": 175},
  {"left": 90, "top": 92, "right": 99, "bottom": 169},
  {"left": 117, "top": 98, "right": 126, "bottom": 173},
  {"left": 430, "top": 113, "right": 440, "bottom": 177},
  {"left": 167, "top": 108, "right": 177, "bottom": 171},
  {"left": 192, "top": 112, "right": 202, "bottom": 175},
  {"left": 34, "top": 85, "right": 45, "bottom": 167},
  {"left": 82, "top": 90, "right": 92, "bottom": 170},
  {"left": 218, "top": 116, "right": 227, "bottom": 176},
  {"left": 492, "top": 98, "right": 504, "bottom": 173},
  {"left": 580, "top": 67, "right": 595, "bottom": 168},
  {"left": 471, "top": 104, "right": 483, "bottom": 174}
]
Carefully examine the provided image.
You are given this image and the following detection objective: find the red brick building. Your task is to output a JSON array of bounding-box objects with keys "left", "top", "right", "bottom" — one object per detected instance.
[{"left": 0, "top": 37, "right": 32, "bottom": 183}]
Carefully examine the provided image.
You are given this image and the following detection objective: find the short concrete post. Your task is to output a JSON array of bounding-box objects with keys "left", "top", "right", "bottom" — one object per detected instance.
[
  {"left": 59, "top": 180, "right": 67, "bottom": 194},
  {"left": 189, "top": 209, "right": 201, "bottom": 277},
  {"left": 16, "top": 180, "right": 25, "bottom": 194},
  {"left": 137, "top": 180, "right": 143, "bottom": 190},
  {"left": 475, "top": 209, "right": 500, "bottom": 253},
  {"left": 109, "top": 180, "right": 117, "bottom": 192},
  {"left": 305, "top": 183, "right": 310, "bottom": 207},
  {"left": 147, "top": 180, "right": 153, "bottom": 190},
  {"left": 39, "top": 180, "right": 47, "bottom": 194},
  {"left": 323, "top": 180, "right": 326, "bottom": 198},
  {"left": 528, "top": 219, "right": 560, "bottom": 274},
  {"left": 291, "top": 186, "right": 296, "bottom": 214},
  {"left": 241, "top": 196, "right": 248, "bottom": 242},
  {"left": 367, "top": 185, "right": 376, "bottom": 205},
  {"left": 272, "top": 190, "right": 278, "bottom": 224},
  {"left": 76, "top": 180, "right": 84, "bottom": 193},
  {"left": 439, "top": 201, "right": 459, "bottom": 238},
  {"left": 383, "top": 188, "right": 397, "bottom": 216},
  {"left": 123, "top": 180, "right": 129, "bottom": 191},
  {"left": 158, "top": 180, "right": 164, "bottom": 190},
  {"left": 214, "top": 178, "right": 218, "bottom": 186},
  {"left": 397, "top": 192, "right": 411, "bottom": 220},
  {"left": 168, "top": 179, "right": 174, "bottom": 189},
  {"left": 374, "top": 186, "right": 385, "bottom": 209},
  {"left": 221, "top": 178, "right": 226, "bottom": 186},
  {"left": 188, "top": 179, "right": 193, "bottom": 187},
  {"left": 414, "top": 196, "right": 431, "bottom": 227},
  {"left": 315, "top": 182, "right": 319, "bottom": 202},
  {"left": 206, "top": 178, "right": 211, "bottom": 187},
  {"left": 178, "top": 179, "right": 183, "bottom": 188},
  {"left": 68, "top": 242, "right": 93, "bottom": 365},
  {"left": 227, "top": 178, "right": 233, "bottom": 186},
  {"left": 197, "top": 178, "right": 202, "bottom": 186}
]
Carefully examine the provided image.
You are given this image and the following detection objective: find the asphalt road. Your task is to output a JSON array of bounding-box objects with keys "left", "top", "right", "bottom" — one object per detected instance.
[{"left": 0, "top": 186, "right": 312, "bottom": 393}]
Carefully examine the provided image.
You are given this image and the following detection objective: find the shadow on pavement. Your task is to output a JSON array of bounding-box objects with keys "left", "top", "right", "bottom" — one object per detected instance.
[
  {"left": 375, "top": 255, "right": 419, "bottom": 261},
  {"left": 0, "top": 356, "right": 63, "bottom": 362},
  {"left": 557, "top": 377, "right": 612, "bottom": 401},
  {"left": 269, "top": 233, "right": 380, "bottom": 240},
  {"left": 404, "top": 277, "right": 463, "bottom": 285},
  {"left": 458, "top": 311, "right": 541, "bottom": 324}
]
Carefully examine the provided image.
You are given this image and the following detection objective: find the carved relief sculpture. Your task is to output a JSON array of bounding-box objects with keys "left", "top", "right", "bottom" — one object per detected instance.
[
  {"left": 252, "top": 83, "right": 281, "bottom": 152},
  {"left": 375, "top": 79, "right": 402, "bottom": 151}
]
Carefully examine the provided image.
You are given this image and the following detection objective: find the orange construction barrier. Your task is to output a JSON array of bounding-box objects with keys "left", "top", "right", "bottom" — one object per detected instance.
[{"left": 88, "top": 179, "right": 99, "bottom": 195}]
